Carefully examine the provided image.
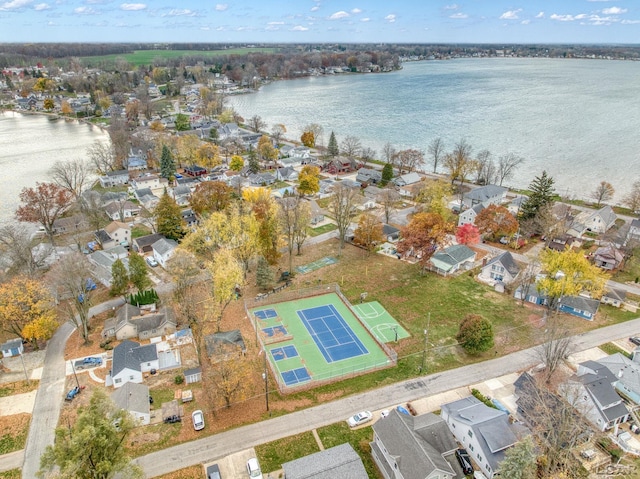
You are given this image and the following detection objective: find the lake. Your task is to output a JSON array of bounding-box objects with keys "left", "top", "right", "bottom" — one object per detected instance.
[
  {"left": 228, "top": 58, "right": 640, "bottom": 202},
  {"left": 0, "top": 113, "right": 108, "bottom": 223}
]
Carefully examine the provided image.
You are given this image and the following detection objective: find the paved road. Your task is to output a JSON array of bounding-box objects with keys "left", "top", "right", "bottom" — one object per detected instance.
[
  {"left": 135, "top": 316, "right": 640, "bottom": 478},
  {"left": 21, "top": 297, "right": 125, "bottom": 479}
]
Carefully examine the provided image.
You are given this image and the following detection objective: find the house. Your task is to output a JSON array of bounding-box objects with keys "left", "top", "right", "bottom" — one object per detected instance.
[
  {"left": 462, "top": 185, "right": 508, "bottom": 209},
  {"left": 547, "top": 234, "right": 579, "bottom": 252},
  {"left": 95, "top": 221, "right": 131, "bottom": 249},
  {"left": 394, "top": 172, "right": 422, "bottom": 187},
  {"left": 151, "top": 237, "right": 178, "bottom": 269},
  {"left": 625, "top": 219, "right": 640, "bottom": 246},
  {"left": 88, "top": 247, "right": 129, "bottom": 287},
  {"left": 126, "top": 155, "right": 147, "bottom": 171},
  {"left": 318, "top": 179, "right": 335, "bottom": 196},
  {"left": 110, "top": 340, "right": 158, "bottom": 388},
  {"left": 131, "top": 175, "right": 164, "bottom": 194},
  {"left": 597, "top": 353, "right": 640, "bottom": 405},
  {"left": 398, "top": 182, "right": 424, "bottom": 199},
  {"left": 248, "top": 172, "right": 276, "bottom": 186},
  {"left": 171, "top": 184, "right": 191, "bottom": 206},
  {"left": 184, "top": 165, "right": 207, "bottom": 177},
  {"left": 134, "top": 189, "right": 160, "bottom": 210},
  {"left": 593, "top": 245, "right": 624, "bottom": 270},
  {"left": 104, "top": 200, "right": 141, "bottom": 221},
  {"left": 567, "top": 206, "right": 617, "bottom": 237},
  {"left": 429, "top": 244, "right": 476, "bottom": 276},
  {"left": 326, "top": 157, "right": 357, "bottom": 175},
  {"left": 458, "top": 204, "right": 484, "bottom": 227},
  {"left": 132, "top": 233, "right": 165, "bottom": 254},
  {"left": 382, "top": 224, "right": 400, "bottom": 243},
  {"left": 507, "top": 195, "right": 527, "bottom": 216},
  {"left": 282, "top": 443, "right": 368, "bottom": 479},
  {"left": 371, "top": 409, "right": 459, "bottom": 479},
  {"left": 276, "top": 166, "right": 298, "bottom": 182},
  {"left": 102, "top": 303, "right": 176, "bottom": 341},
  {"left": 308, "top": 199, "right": 326, "bottom": 225},
  {"left": 563, "top": 360, "right": 630, "bottom": 431},
  {"left": 558, "top": 295, "right": 600, "bottom": 320},
  {"left": 111, "top": 382, "right": 150, "bottom": 425},
  {"left": 363, "top": 185, "right": 382, "bottom": 200},
  {"left": 601, "top": 289, "right": 626, "bottom": 308},
  {"left": 182, "top": 209, "right": 198, "bottom": 229},
  {"left": 1, "top": 338, "right": 23, "bottom": 358},
  {"left": 52, "top": 215, "right": 86, "bottom": 235},
  {"left": 441, "top": 396, "right": 523, "bottom": 479},
  {"left": 479, "top": 251, "right": 520, "bottom": 285},
  {"left": 356, "top": 167, "right": 382, "bottom": 185},
  {"left": 204, "top": 330, "right": 246, "bottom": 359},
  {"left": 513, "top": 285, "right": 548, "bottom": 306},
  {"left": 99, "top": 170, "right": 129, "bottom": 188}
]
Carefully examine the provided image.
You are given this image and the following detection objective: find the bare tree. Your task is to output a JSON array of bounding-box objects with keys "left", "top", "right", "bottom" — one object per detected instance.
[
  {"left": 623, "top": 180, "right": 640, "bottom": 214},
  {"left": 340, "top": 135, "right": 362, "bottom": 161},
  {"left": 590, "top": 180, "right": 615, "bottom": 207},
  {"left": 427, "top": 137, "right": 445, "bottom": 174},
  {"left": 360, "top": 147, "right": 376, "bottom": 166},
  {"left": 382, "top": 142, "right": 396, "bottom": 164},
  {"left": 443, "top": 139, "right": 473, "bottom": 186},
  {"left": 329, "top": 183, "right": 359, "bottom": 250},
  {"left": 474, "top": 149, "right": 496, "bottom": 185},
  {"left": 393, "top": 149, "right": 424, "bottom": 174},
  {"left": 248, "top": 115, "right": 266, "bottom": 133},
  {"left": 0, "top": 223, "right": 45, "bottom": 277},
  {"left": 108, "top": 112, "right": 131, "bottom": 169},
  {"left": 49, "top": 159, "right": 92, "bottom": 199},
  {"left": 80, "top": 191, "right": 109, "bottom": 233},
  {"left": 515, "top": 262, "right": 539, "bottom": 305},
  {"left": 293, "top": 202, "right": 311, "bottom": 256},
  {"left": 497, "top": 153, "right": 525, "bottom": 186},
  {"left": 377, "top": 188, "right": 400, "bottom": 224},
  {"left": 535, "top": 316, "right": 573, "bottom": 383},
  {"left": 271, "top": 123, "right": 286, "bottom": 146},
  {"left": 87, "top": 140, "right": 116, "bottom": 174}
]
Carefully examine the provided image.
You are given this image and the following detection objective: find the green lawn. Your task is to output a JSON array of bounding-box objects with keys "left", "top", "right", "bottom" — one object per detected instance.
[
  {"left": 308, "top": 223, "right": 337, "bottom": 237},
  {"left": 81, "top": 48, "right": 278, "bottom": 67},
  {"left": 613, "top": 248, "right": 640, "bottom": 284},
  {"left": 255, "top": 431, "right": 319, "bottom": 473},
  {"left": 0, "top": 469, "right": 20, "bottom": 479}
]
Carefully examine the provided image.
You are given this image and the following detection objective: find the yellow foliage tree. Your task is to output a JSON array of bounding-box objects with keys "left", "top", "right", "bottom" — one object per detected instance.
[
  {"left": 206, "top": 248, "right": 245, "bottom": 332},
  {"left": 176, "top": 134, "right": 201, "bottom": 167},
  {"left": 297, "top": 165, "right": 320, "bottom": 196},
  {"left": 195, "top": 143, "right": 221, "bottom": 169},
  {"left": 60, "top": 100, "right": 73, "bottom": 116}
]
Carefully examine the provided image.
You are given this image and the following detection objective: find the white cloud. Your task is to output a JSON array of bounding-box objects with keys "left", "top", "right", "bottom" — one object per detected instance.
[
  {"left": 621, "top": 19, "right": 640, "bottom": 24},
  {"left": 291, "top": 25, "right": 308, "bottom": 31},
  {"left": 450, "top": 12, "right": 468, "bottom": 19},
  {"left": 500, "top": 9, "right": 521, "bottom": 20},
  {"left": 360, "top": 17, "right": 369, "bottom": 22},
  {"left": 120, "top": 3, "right": 145, "bottom": 11},
  {"left": 550, "top": 13, "right": 578, "bottom": 21},
  {"left": 535, "top": 11, "right": 544, "bottom": 18},
  {"left": 602, "top": 6, "right": 627, "bottom": 14},
  {"left": 74, "top": 6, "right": 98, "bottom": 14},
  {"left": 310, "top": 5, "right": 318, "bottom": 12},
  {"left": 215, "top": 3, "right": 227, "bottom": 11},
  {"left": 351, "top": 8, "right": 361, "bottom": 14},
  {"left": 33, "top": 2, "right": 49, "bottom": 10},
  {"left": 329, "top": 10, "right": 349, "bottom": 20},
  {"left": 521, "top": 19, "right": 530, "bottom": 24},
  {"left": 444, "top": 4, "right": 458, "bottom": 10},
  {"left": 268, "top": 21, "right": 284, "bottom": 25},
  {"left": 200, "top": 26, "right": 210, "bottom": 30},
  {"left": 0, "top": 0, "right": 32, "bottom": 10},
  {"left": 384, "top": 13, "right": 396, "bottom": 22},
  {"left": 166, "top": 9, "right": 196, "bottom": 16}
]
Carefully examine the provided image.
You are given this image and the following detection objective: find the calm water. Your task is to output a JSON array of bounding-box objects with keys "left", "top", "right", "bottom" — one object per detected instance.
[
  {"left": 0, "top": 113, "right": 108, "bottom": 222},
  {"left": 229, "top": 58, "right": 640, "bottom": 202}
]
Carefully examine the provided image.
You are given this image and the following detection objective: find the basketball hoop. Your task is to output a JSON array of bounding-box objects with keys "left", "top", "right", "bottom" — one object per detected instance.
[{"left": 360, "top": 292, "right": 368, "bottom": 303}]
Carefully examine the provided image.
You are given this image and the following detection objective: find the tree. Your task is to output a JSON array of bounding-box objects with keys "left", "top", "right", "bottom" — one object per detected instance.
[
  {"left": 229, "top": 155, "right": 244, "bottom": 172},
  {"left": 353, "top": 213, "right": 384, "bottom": 256},
  {"left": 108, "top": 113, "right": 131, "bottom": 169},
  {"left": 377, "top": 187, "right": 400, "bottom": 224},
  {"left": 39, "top": 389, "right": 143, "bottom": 479},
  {"left": 443, "top": 139, "right": 474, "bottom": 186},
  {"left": 455, "top": 223, "right": 481, "bottom": 245},
  {"left": 190, "top": 181, "right": 232, "bottom": 217},
  {"left": 160, "top": 145, "right": 176, "bottom": 179},
  {"left": 535, "top": 316, "right": 573, "bottom": 383},
  {"left": 520, "top": 170, "right": 556, "bottom": 221},
  {"left": 278, "top": 197, "right": 311, "bottom": 271},
  {"left": 0, "top": 223, "right": 43, "bottom": 276},
  {"left": 329, "top": 182, "right": 359, "bottom": 250},
  {"left": 393, "top": 149, "right": 424, "bottom": 174},
  {"left": 360, "top": 147, "right": 376, "bottom": 166},
  {"left": 293, "top": 202, "right": 311, "bottom": 256},
  {"left": 327, "top": 131, "right": 339, "bottom": 157},
  {"left": 456, "top": 314, "right": 494, "bottom": 354},
  {"left": 475, "top": 204, "right": 519, "bottom": 241},
  {"left": 176, "top": 134, "right": 201, "bottom": 167},
  {"left": 303, "top": 123, "right": 323, "bottom": 148},
  {"left": 247, "top": 146, "right": 260, "bottom": 174},
  {"left": 300, "top": 130, "right": 315, "bottom": 148},
  {"left": 49, "top": 159, "right": 91, "bottom": 199},
  {"left": 297, "top": 165, "right": 320, "bottom": 196},
  {"left": 0, "top": 277, "right": 57, "bottom": 347},
  {"left": 257, "top": 135, "right": 278, "bottom": 166},
  {"left": 415, "top": 179, "right": 453, "bottom": 220},
  {"left": 380, "top": 162, "right": 393, "bottom": 187},
  {"left": 205, "top": 354, "right": 253, "bottom": 409},
  {"left": 110, "top": 259, "right": 129, "bottom": 297},
  {"left": 256, "top": 255, "right": 273, "bottom": 290},
  {"left": 15, "top": 182, "right": 74, "bottom": 246},
  {"left": 497, "top": 153, "right": 525, "bottom": 186},
  {"left": 427, "top": 137, "right": 445, "bottom": 173},
  {"left": 340, "top": 135, "right": 362, "bottom": 160},
  {"left": 80, "top": 191, "right": 109, "bottom": 233},
  {"left": 195, "top": 142, "right": 221, "bottom": 169},
  {"left": 271, "top": 123, "right": 286, "bottom": 146},
  {"left": 474, "top": 149, "right": 496, "bottom": 185},
  {"left": 590, "top": 180, "right": 615, "bottom": 207},
  {"left": 623, "top": 180, "right": 640, "bottom": 213},
  {"left": 43, "top": 98, "right": 54, "bottom": 111},
  {"left": 396, "top": 212, "right": 453, "bottom": 270},
  {"left": 498, "top": 435, "right": 537, "bottom": 479},
  {"left": 128, "top": 253, "right": 151, "bottom": 291},
  {"left": 60, "top": 99, "right": 72, "bottom": 116},
  {"left": 175, "top": 113, "right": 190, "bottom": 131},
  {"left": 48, "top": 253, "right": 94, "bottom": 344},
  {"left": 207, "top": 248, "right": 244, "bottom": 332},
  {"left": 167, "top": 249, "right": 201, "bottom": 312},
  {"left": 87, "top": 140, "right": 116, "bottom": 174},
  {"left": 248, "top": 115, "right": 266, "bottom": 133},
  {"left": 155, "top": 192, "right": 185, "bottom": 241},
  {"left": 382, "top": 142, "right": 396, "bottom": 164}
]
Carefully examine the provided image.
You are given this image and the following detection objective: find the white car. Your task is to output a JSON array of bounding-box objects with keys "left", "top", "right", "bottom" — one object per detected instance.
[
  {"left": 347, "top": 410, "right": 373, "bottom": 427},
  {"left": 246, "top": 457, "right": 263, "bottom": 479},
  {"left": 145, "top": 256, "right": 158, "bottom": 267},
  {"left": 192, "top": 410, "right": 205, "bottom": 431}
]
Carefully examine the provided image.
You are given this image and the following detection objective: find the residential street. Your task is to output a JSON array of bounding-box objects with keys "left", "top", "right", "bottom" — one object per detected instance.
[{"left": 134, "top": 316, "right": 640, "bottom": 478}]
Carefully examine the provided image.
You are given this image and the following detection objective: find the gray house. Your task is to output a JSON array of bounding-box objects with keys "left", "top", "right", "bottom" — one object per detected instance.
[
  {"left": 428, "top": 244, "right": 476, "bottom": 276},
  {"left": 462, "top": 185, "right": 508, "bottom": 209},
  {"left": 356, "top": 167, "right": 383, "bottom": 185},
  {"left": 111, "top": 382, "right": 151, "bottom": 425},
  {"left": 478, "top": 251, "right": 521, "bottom": 285},
  {"left": 102, "top": 304, "right": 176, "bottom": 341},
  {"left": 110, "top": 340, "right": 159, "bottom": 389},
  {"left": 371, "top": 409, "right": 459, "bottom": 479},
  {"left": 282, "top": 443, "right": 368, "bottom": 479},
  {"left": 457, "top": 204, "right": 484, "bottom": 227},
  {"left": 99, "top": 170, "right": 129, "bottom": 188}
]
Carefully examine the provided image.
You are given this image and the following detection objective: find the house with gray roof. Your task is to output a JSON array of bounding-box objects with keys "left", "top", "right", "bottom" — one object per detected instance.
[
  {"left": 282, "top": 443, "right": 368, "bottom": 479},
  {"left": 558, "top": 295, "right": 600, "bottom": 320},
  {"left": 276, "top": 166, "right": 298, "bottom": 182},
  {"left": 457, "top": 204, "right": 484, "bottom": 227},
  {"left": 111, "top": 382, "right": 150, "bottom": 425},
  {"left": 567, "top": 205, "right": 617, "bottom": 237},
  {"left": 428, "top": 244, "right": 476, "bottom": 276},
  {"left": 462, "top": 185, "right": 508, "bottom": 209},
  {"left": 625, "top": 218, "right": 640, "bottom": 246},
  {"left": 394, "top": 172, "right": 422, "bottom": 187},
  {"left": 249, "top": 172, "right": 276, "bottom": 186},
  {"left": 601, "top": 289, "right": 626, "bottom": 308},
  {"left": 99, "top": 169, "right": 129, "bottom": 188},
  {"left": 110, "top": 340, "right": 158, "bottom": 388},
  {"left": 171, "top": 184, "right": 192, "bottom": 206},
  {"left": 371, "top": 409, "right": 459, "bottom": 479},
  {"left": 88, "top": 247, "right": 129, "bottom": 287},
  {"left": 593, "top": 245, "right": 624, "bottom": 270},
  {"left": 1, "top": 338, "right": 23, "bottom": 358},
  {"left": 562, "top": 360, "right": 630, "bottom": 431},
  {"left": 102, "top": 303, "right": 176, "bottom": 341},
  {"left": 441, "top": 396, "right": 525, "bottom": 478},
  {"left": 132, "top": 233, "right": 165, "bottom": 254},
  {"left": 356, "top": 167, "right": 382, "bottom": 185},
  {"left": 104, "top": 200, "right": 141, "bottom": 221},
  {"left": 479, "top": 251, "right": 521, "bottom": 285},
  {"left": 597, "top": 353, "right": 640, "bottom": 405},
  {"left": 151, "top": 237, "right": 178, "bottom": 269},
  {"left": 204, "top": 330, "right": 246, "bottom": 359}
]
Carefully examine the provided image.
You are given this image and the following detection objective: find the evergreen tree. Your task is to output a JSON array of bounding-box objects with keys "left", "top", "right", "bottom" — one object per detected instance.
[
  {"left": 327, "top": 131, "right": 339, "bottom": 157},
  {"left": 381, "top": 162, "right": 394, "bottom": 186},
  {"left": 520, "top": 170, "right": 555, "bottom": 220},
  {"left": 498, "top": 436, "right": 537, "bottom": 479},
  {"left": 456, "top": 314, "right": 494, "bottom": 354},
  {"left": 155, "top": 192, "right": 186, "bottom": 241},
  {"left": 128, "top": 253, "right": 151, "bottom": 291},
  {"left": 256, "top": 256, "right": 273, "bottom": 291},
  {"left": 247, "top": 145, "right": 260, "bottom": 174},
  {"left": 109, "top": 259, "right": 128, "bottom": 296},
  {"left": 160, "top": 145, "right": 176, "bottom": 179}
]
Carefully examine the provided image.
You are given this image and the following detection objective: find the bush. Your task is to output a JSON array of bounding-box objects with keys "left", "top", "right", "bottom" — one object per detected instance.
[
  {"left": 597, "top": 437, "right": 623, "bottom": 460},
  {"left": 471, "top": 388, "right": 497, "bottom": 409},
  {"left": 128, "top": 289, "right": 159, "bottom": 306},
  {"left": 99, "top": 339, "right": 113, "bottom": 350},
  {"left": 174, "top": 375, "right": 184, "bottom": 385},
  {"left": 456, "top": 314, "right": 494, "bottom": 354}
]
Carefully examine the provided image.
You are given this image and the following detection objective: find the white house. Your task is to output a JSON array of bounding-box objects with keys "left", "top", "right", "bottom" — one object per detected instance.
[
  {"left": 462, "top": 185, "right": 508, "bottom": 209},
  {"left": 99, "top": 170, "right": 129, "bottom": 188},
  {"left": 478, "top": 251, "right": 521, "bottom": 285},
  {"left": 567, "top": 205, "right": 617, "bottom": 237},
  {"left": 1, "top": 338, "right": 23, "bottom": 358},
  {"left": 110, "top": 340, "right": 159, "bottom": 389},
  {"left": 152, "top": 237, "right": 178, "bottom": 269},
  {"left": 111, "top": 382, "right": 151, "bottom": 425},
  {"left": 458, "top": 204, "right": 484, "bottom": 227},
  {"left": 394, "top": 172, "right": 422, "bottom": 187}
]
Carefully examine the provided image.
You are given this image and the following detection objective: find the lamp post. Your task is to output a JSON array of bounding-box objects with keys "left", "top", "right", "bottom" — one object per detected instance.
[{"left": 261, "top": 371, "right": 269, "bottom": 413}]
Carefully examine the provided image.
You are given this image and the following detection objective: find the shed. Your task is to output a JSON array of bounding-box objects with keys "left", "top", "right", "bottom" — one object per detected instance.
[
  {"left": 184, "top": 367, "right": 202, "bottom": 384},
  {"left": 1, "top": 338, "right": 23, "bottom": 358}
]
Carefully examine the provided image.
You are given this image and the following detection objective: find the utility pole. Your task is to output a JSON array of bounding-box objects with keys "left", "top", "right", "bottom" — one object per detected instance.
[
  {"left": 421, "top": 313, "right": 430, "bottom": 374},
  {"left": 70, "top": 360, "right": 80, "bottom": 389}
]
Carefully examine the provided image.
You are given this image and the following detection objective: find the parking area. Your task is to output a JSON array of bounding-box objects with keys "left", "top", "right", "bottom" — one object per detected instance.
[{"left": 204, "top": 447, "right": 263, "bottom": 479}]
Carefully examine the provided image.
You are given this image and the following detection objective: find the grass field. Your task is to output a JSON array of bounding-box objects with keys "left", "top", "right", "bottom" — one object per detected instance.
[{"left": 81, "top": 47, "right": 278, "bottom": 67}]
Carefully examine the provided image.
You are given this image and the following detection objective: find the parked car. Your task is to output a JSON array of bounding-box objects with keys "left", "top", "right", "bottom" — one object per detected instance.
[
  {"left": 192, "top": 409, "right": 205, "bottom": 431},
  {"left": 347, "top": 410, "right": 373, "bottom": 427},
  {"left": 629, "top": 337, "right": 640, "bottom": 346},
  {"left": 380, "top": 409, "right": 390, "bottom": 419},
  {"left": 65, "top": 386, "right": 80, "bottom": 401},
  {"left": 74, "top": 357, "right": 103, "bottom": 370},
  {"left": 146, "top": 256, "right": 158, "bottom": 267},
  {"left": 456, "top": 448, "right": 474, "bottom": 475},
  {"left": 206, "top": 464, "right": 222, "bottom": 479},
  {"left": 163, "top": 415, "right": 181, "bottom": 424},
  {"left": 246, "top": 457, "right": 263, "bottom": 479}
]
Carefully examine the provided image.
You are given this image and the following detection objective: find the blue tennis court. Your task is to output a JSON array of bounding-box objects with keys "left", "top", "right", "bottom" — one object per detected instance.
[
  {"left": 297, "top": 304, "right": 369, "bottom": 363},
  {"left": 262, "top": 325, "right": 287, "bottom": 337},
  {"left": 255, "top": 308, "right": 278, "bottom": 320},
  {"left": 271, "top": 345, "right": 299, "bottom": 361},
  {"left": 281, "top": 367, "right": 311, "bottom": 386}
]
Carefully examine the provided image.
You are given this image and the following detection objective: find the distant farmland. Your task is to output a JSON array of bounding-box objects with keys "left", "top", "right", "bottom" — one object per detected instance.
[{"left": 81, "top": 47, "right": 278, "bottom": 67}]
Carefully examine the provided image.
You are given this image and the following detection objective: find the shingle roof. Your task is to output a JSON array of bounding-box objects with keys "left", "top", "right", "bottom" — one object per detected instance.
[
  {"left": 111, "top": 382, "right": 149, "bottom": 415},
  {"left": 464, "top": 185, "right": 507, "bottom": 202},
  {"left": 559, "top": 296, "right": 600, "bottom": 315},
  {"left": 486, "top": 251, "right": 520, "bottom": 276},
  {"left": 431, "top": 244, "right": 476, "bottom": 268},
  {"left": 112, "top": 340, "right": 142, "bottom": 376},
  {"left": 131, "top": 343, "right": 158, "bottom": 363},
  {"left": 152, "top": 238, "right": 178, "bottom": 256},
  {"left": 282, "top": 443, "right": 368, "bottom": 479},
  {"left": 133, "top": 233, "right": 165, "bottom": 249}
]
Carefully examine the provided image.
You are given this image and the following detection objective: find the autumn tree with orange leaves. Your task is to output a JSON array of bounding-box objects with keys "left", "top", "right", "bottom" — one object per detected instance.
[
  {"left": 475, "top": 204, "right": 519, "bottom": 241},
  {"left": 396, "top": 212, "right": 454, "bottom": 271},
  {"left": 455, "top": 223, "right": 481, "bottom": 245}
]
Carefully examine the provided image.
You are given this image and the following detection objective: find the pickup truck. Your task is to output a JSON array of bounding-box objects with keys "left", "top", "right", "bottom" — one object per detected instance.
[{"left": 74, "top": 357, "right": 103, "bottom": 370}]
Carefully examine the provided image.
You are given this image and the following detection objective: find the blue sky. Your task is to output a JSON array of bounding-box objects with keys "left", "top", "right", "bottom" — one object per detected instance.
[{"left": 0, "top": 0, "right": 638, "bottom": 44}]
